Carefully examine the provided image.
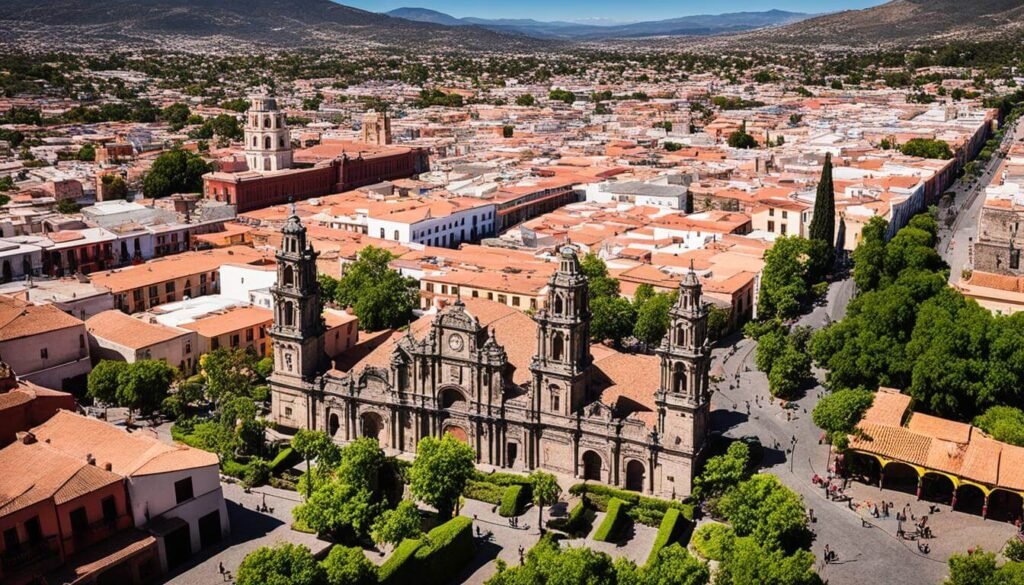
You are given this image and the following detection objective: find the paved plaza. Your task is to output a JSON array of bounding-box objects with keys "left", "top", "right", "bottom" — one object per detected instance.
[{"left": 708, "top": 280, "right": 1018, "bottom": 585}]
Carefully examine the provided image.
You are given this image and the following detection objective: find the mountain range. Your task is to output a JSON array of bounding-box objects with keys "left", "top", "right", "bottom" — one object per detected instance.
[
  {"left": 1, "top": 0, "right": 1023, "bottom": 51},
  {"left": 385, "top": 7, "right": 811, "bottom": 40}
]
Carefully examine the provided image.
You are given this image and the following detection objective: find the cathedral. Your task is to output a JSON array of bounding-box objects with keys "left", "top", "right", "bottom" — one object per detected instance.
[{"left": 269, "top": 211, "right": 712, "bottom": 498}]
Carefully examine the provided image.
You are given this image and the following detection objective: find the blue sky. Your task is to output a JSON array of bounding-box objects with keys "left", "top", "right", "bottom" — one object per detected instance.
[{"left": 345, "top": 0, "right": 889, "bottom": 23}]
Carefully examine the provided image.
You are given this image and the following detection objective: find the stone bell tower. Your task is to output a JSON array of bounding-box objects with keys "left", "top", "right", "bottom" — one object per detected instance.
[
  {"left": 245, "top": 95, "right": 292, "bottom": 172},
  {"left": 530, "top": 245, "right": 592, "bottom": 417},
  {"left": 655, "top": 261, "right": 711, "bottom": 457}
]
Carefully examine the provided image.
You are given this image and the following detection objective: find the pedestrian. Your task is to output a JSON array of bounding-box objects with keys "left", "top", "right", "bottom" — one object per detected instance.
[
  {"left": 823, "top": 544, "right": 831, "bottom": 564},
  {"left": 219, "top": 562, "right": 226, "bottom": 581},
  {"left": 518, "top": 545, "right": 525, "bottom": 564}
]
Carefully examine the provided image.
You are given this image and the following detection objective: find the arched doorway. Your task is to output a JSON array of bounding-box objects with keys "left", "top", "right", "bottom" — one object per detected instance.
[
  {"left": 361, "top": 412, "right": 385, "bottom": 445},
  {"left": 955, "top": 483, "right": 986, "bottom": 516},
  {"left": 988, "top": 489, "right": 1024, "bottom": 523},
  {"left": 625, "top": 460, "right": 645, "bottom": 492},
  {"left": 582, "top": 450, "right": 602, "bottom": 482},
  {"left": 845, "top": 452, "right": 882, "bottom": 485},
  {"left": 881, "top": 462, "right": 919, "bottom": 495},
  {"left": 444, "top": 425, "right": 468, "bottom": 443},
  {"left": 920, "top": 472, "right": 955, "bottom": 505},
  {"left": 328, "top": 413, "right": 340, "bottom": 437}
]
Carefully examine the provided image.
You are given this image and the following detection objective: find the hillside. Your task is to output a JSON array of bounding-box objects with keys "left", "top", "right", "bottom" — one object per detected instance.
[
  {"left": 736, "top": 0, "right": 1024, "bottom": 46},
  {"left": 0, "top": 0, "right": 537, "bottom": 51},
  {"left": 387, "top": 7, "right": 809, "bottom": 40}
]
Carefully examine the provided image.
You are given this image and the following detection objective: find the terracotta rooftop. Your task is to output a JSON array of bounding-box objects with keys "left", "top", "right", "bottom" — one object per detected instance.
[
  {"left": 0, "top": 439, "right": 122, "bottom": 516},
  {"left": 87, "top": 310, "right": 191, "bottom": 350},
  {"left": 0, "top": 294, "right": 84, "bottom": 342}
]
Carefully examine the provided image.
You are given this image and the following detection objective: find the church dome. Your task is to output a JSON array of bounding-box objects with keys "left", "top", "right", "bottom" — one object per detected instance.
[{"left": 282, "top": 214, "right": 304, "bottom": 235}]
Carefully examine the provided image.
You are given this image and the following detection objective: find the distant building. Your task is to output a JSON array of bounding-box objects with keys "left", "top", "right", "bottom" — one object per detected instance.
[
  {"left": 0, "top": 363, "right": 76, "bottom": 447},
  {"left": 0, "top": 295, "right": 90, "bottom": 390},
  {"left": 361, "top": 111, "right": 392, "bottom": 146},
  {"left": 244, "top": 96, "right": 293, "bottom": 173},
  {"left": 86, "top": 310, "right": 198, "bottom": 373}
]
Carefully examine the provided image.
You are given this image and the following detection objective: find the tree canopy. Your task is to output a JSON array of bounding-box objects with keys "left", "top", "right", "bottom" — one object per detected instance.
[
  {"left": 812, "top": 388, "right": 875, "bottom": 447},
  {"left": 142, "top": 149, "right": 211, "bottom": 199},
  {"left": 322, "top": 246, "right": 417, "bottom": 331},
  {"left": 237, "top": 543, "right": 326, "bottom": 585},
  {"left": 694, "top": 441, "right": 751, "bottom": 499},
  {"left": 757, "top": 236, "right": 829, "bottom": 320},
  {"left": 900, "top": 138, "right": 954, "bottom": 160},
  {"left": 807, "top": 153, "right": 835, "bottom": 255},
  {"left": 409, "top": 434, "right": 476, "bottom": 520},
  {"left": 973, "top": 406, "right": 1024, "bottom": 447}
]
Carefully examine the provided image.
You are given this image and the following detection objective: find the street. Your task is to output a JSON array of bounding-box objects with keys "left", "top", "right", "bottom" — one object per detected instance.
[{"left": 939, "top": 118, "right": 1024, "bottom": 282}]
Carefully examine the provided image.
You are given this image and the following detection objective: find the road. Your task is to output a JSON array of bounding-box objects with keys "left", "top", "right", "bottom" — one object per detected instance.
[
  {"left": 709, "top": 279, "right": 1014, "bottom": 585},
  {"left": 939, "top": 118, "right": 1024, "bottom": 282}
]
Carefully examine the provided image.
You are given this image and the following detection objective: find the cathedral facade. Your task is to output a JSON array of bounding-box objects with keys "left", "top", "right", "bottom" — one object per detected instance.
[{"left": 269, "top": 212, "right": 711, "bottom": 498}]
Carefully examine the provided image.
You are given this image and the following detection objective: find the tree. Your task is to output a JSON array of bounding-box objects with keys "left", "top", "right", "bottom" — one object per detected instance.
[
  {"left": 503, "top": 125, "right": 515, "bottom": 138},
  {"left": 100, "top": 174, "right": 129, "bottom": 200},
  {"left": 142, "top": 149, "right": 211, "bottom": 199},
  {"left": 56, "top": 198, "right": 81, "bottom": 214},
  {"left": 529, "top": 470, "right": 561, "bottom": 531},
  {"left": 292, "top": 429, "right": 343, "bottom": 497},
  {"left": 548, "top": 89, "right": 576, "bottom": 104},
  {"left": 237, "top": 543, "right": 326, "bottom": 585},
  {"left": 642, "top": 545, "right": 710, "bottom": 585},
  {"left": 201, "top": 348, "right": 261, "bottom": 406},
  {"left": 944, "top": 549, "right": 998, "bottom": 585},
  {"left": 117, "top": 360, "right": 176, "bottom": 420},
  {"left": 758, "top": 236, "right": 825, "bottom": 320},
  {"left": 87, "top": 360, "right": 129, "bottom": 405},
  {"left": 717, "top": 537, "right": 819, "bottom": 585},
  {"left": 694, "top": 441, "right": 750, "bottom": 499},
  {"left": 973, "top": 406, "right": 1024, "bottom": 447},
  {"left": 515, "top": 94, "right": 536, "bottom": 107},
  {"left": 409, "top": 434, "right": 475, "bottom": 520},
  {"left": 716, "top": 474, "right": 811, "bottom": 554},
  {"left": 332, "top": 246, "right": 417, "bottom": 331},
  {"left": 900, "top": 138, "right": 954, "bottom": 160},
  {"left": 768, "top": 344, "right": 810, "bottom": 400},
  {"left": 852, "top": 216, "right": 889, "bottom": 292},
  {"left": 161, "top": 103, "right": 191, "bottom": 130},
  {"left": 209, "top": 114, "right": 243, "bottom": 140},
  {"left": 321, "top": 545, "right": 376, "bottom": 585},
  {"left": 591, "top": 296, "right": 636, "bottom": 348},
  {"left": 727, "top": 122, "right": 757, "bottom": 149},
  {"left": 371, "top": 500, "right": 423, "bottom": 547},
  {"left": 294, "top": 477, "right": 379, "bottom": 540},
  {"left": 812, "top": 389, "right": 875, "bottom": 447},
  {"left": 633, "top": 292, "right": 674, "bottom": 348},
  {"left": 808, "top": 153, "right": 835, "bottom": 255},
  {"left": 77, "top": 143, "right": 96, "bottom": 161}
]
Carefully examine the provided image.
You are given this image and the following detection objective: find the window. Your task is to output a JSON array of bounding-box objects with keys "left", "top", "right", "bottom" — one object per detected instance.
[
  {"left": 551, "top": 391, "right": 560, "bottom": 412},
  {"left": 780, "top": 223, "right": 787, "bottom": 235},
  {"left": 285, "top": 406, "right": 293, "bottom": 416},
  {"left": 185, "top": 341, "right": 192, "bottom": 354},
  {"left": 133, "top": 289, "right": 143, "bottom": 302},
  {"left": 451, "top": 287, "right": 458, "bottom": 297},
  {"left": 230, "top": 334, "right": 240, "bottom": 348},
  {"left": 767, "top": 221, "right": 775, "bottom": 232},
  {"left": 174, "top": 477, "right": 194, "bottom": 504},
  {"left": 768, "top": 208, "right": 775, "bottom": 217},
  {"left": 379, "top": 228, "right": 385, "bottom": 238},
  {"left": 24, "top": 516, "right": 42, "bottom": 542},
  {"left": 70, "top": 507, "right": 89, "bottom": 535},
  {"left": 394, "top": 230, "right": 400, "bottom": 241},
  {"left": 487, "top": 292, "right": 494, "bottom": 300},
  {"left": 211, "top": 338, "right": 220, "bottom": 350},
  {"left": 79, "top": 334, "right": 85, "bottom": 348},
  {"left": 530, "top": 299, "right": 537, "bottom": 310},
  {"left": 40, "top": 348, "right": 48, "bottom": 359},
  {"left": 471, "top": 290, "right": 478, "bottom": 298},
  {"left": 102, "top": 496, "right": 117, "bottom": 524},
  {"left": 1013, "top": 249, "right": 1021, "bottom": 270},
  {"left": 259, "top": 326, "right": 266, "bottom": 339},
  {"left": 512, "top": 296, "right": 520, "bottom": 307},
  {"left": 497, "top": 294, "right": 507, "bottom": 304},
  {"left": 426, "top": 283, "right": 434, "bottom": 293},
  {"left": 148, "top": 286, "right": 158, "bottom": 299},
  {"left": 246, "top": 328, "right": 254, "bottom": 342},
  {"left": 441, "top": 285, "right": 448, "bottom": 295}
]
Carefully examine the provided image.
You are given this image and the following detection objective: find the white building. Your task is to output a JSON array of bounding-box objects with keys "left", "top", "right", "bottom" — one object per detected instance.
[
  {"left": 584, "top": 180, "right": 689, "bottom": 210},
  {"left": 244, "top": 96, "right": 292, "bottom": 172}
]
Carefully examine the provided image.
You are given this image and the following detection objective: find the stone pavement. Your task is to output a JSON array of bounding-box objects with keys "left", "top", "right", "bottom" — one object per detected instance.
[
  {"left": 161, "top": 483, "right": 330, "bottom": 585},
  {"left": 564, "top": 510, "right": 659, "bottom": 565},
  {"left": 452, "top": 498, "right": 544, "bottom": 585}
]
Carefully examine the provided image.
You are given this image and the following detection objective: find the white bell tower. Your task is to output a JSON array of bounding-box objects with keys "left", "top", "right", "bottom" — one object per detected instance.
[{"left": 244, "top": 95, "right": 292, "bottom": 172}]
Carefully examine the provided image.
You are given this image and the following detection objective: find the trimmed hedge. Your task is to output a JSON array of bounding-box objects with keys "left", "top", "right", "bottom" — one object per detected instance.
[
  {"left": 647, "top": 508, "right": 682, "bottom": 565},
  {"left": 569, "top": 483, "right": 694, "bottom": 527},
  {"left": 547, "top": 500, "right": 593, "bottom": 536},
  {"left": 269, "top": 447, "right": 301, "bottom": 474},
  {"left": 499, "top": 485, "right": 527, "bottom": 517},
  {"left": 464, "top": 480, "right": 504, "bottom": 505},
  {"left": 473, "top": 470, "right": 533, "bottom": 487},
  {"left": 377, "top": 538, "right": 422, "bottom": 585},
  {"left": 592, "top": 497, "right": 627, "bottom": 542},
  {"left": 378, "top": 516, "right": 475, "bottom": 585},
  {"left": 414, "top": 516, "right": 474, "bottom": 584}
]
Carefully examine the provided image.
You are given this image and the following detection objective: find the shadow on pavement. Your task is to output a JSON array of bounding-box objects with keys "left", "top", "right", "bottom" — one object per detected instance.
[
  {"left": 710, "top": 409, "right": 749, "bottom": 433},
  {"left": 451, "top": 538, "right": 503, "bottom": 584}
]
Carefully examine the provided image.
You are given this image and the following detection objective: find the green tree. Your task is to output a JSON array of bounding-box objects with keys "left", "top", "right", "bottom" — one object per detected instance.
[
  {"left": 727, "top": 122, "right": 757, "bottom": 149},
  {"left": 292, "top": 429, "right": 343, "bottom": 496},
  {"left": 237, "top": 543, "right": 326, "bottom": 585},
  {"left": 633, "top": 292, "right": 674, "bottom": 348},
  {"left": 944, "top": 549, "right": 998, "bottom": 585},
  {"left": 694, "top": 441, "right": 750, "bottom": 499},
  {"left": 717, "top": 537, "right": 819, "bottom": 585},
  {"left": 973, "top": 406, "right": 1024, "bottom": 447},
  {"left": 852, "top": 216, "right": 889, "bottom": 292},
  {"left": 334, "top": 246, "right": 417, "bottom": 331},
  {"left": 591, "top": 296, "right": 636, "bottom": 348},
  {"left": 87, "top": 360, "right": 129, "bottom": 405},
  {"left": 201, "top": 347, "right": 261, "bottom": 406},
  {"left": 642, "top": 545, "right": 710, "bottom": 585},
  {"left": 142, "top": 149, "right": 211, "bottom": 199},
  {"left": 768, "top": 344, "right": 810, "bottom": 400},
  {"left": 321, "top": 545, "right": 376, "bottom": 585},
  {"left": 716, "top": 474, "right": 811, "bottom": 554},
  {"left": 161, "top": 103, "right": 191, "bottom": 130},
  {"left": 76, "top": 143, "right": 96, "bottom": 161},
  {"left": 900, "top": 138, "right": 954, "bottom": 160},
  {"left": 515, "top": 94, "right": 536, "bottom": 107},
  {"left": 100, "top": 174, "right": 129, "bottom": 200},
  {"left": 117, "top": 360, "right": 176, "bottom": 421},
  {"left": 548, "top": 89, "right": 576, "bottom": 104},
  {"left": 758, "top": 236, "right": 823, "bottom": 320},
  {"left": 812, "top": 389, "right": 875, "bottom": 447},
  {"left": 56, "top": 198, "right": 81, "bottom": 214},
  {"left": 808, "top": 153, "right": 835, "bottom": 255},
  {"left": 209, "top": 114, "right": 243, "bottom": 140},
  {"left": 371, "top": 500, "right": 423, "bottom": 547},
  {"left": 529, "top": 470, "right": 561, "bottom": 531},
  {"left": 503, "top": 125, "right": 515, "bottom": 138},
  {"left": 409, "top": 434, "right": 476, "bottom": 520}
]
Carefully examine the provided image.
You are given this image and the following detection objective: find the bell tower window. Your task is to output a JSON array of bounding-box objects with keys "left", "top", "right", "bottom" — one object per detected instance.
[
  {"left": 283, "top": 301, "right": 294, "bottom": 327},
  {"left": 552, "top": 333, "right": 564, "bottom": 361},
  {"left": 283, "top": 265, "right": 294, "bottom": 286}
]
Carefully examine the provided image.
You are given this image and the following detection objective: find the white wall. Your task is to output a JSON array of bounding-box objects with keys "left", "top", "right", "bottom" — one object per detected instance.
[{"left": 219, "top": 264, "right": 277, "bottom": 303}]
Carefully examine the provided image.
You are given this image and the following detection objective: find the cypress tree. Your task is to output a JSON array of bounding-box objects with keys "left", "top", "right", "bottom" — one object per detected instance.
[{"left": 809, "top": 153, "right": 836, "bottom": 252}]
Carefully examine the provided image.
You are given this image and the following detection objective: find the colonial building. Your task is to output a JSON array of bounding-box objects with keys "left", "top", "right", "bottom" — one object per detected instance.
[{"left": 269, "top": 212, "right": 711, "bottom": 498}]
